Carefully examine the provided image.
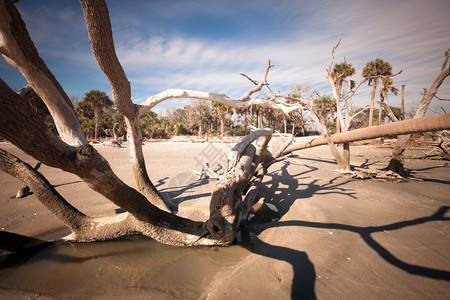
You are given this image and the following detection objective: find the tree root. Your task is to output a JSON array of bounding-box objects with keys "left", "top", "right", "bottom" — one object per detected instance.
[
  {"left": 382, "top": 158, "right": 408, "bottom": 178},
  {"left": 339, "top": 166, "right": 410, "bottom": 182}
]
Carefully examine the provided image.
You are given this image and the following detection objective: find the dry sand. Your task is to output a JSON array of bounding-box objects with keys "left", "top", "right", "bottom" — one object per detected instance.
[{"left": 0, "top": 141, "right": 449, "bottom": 299}]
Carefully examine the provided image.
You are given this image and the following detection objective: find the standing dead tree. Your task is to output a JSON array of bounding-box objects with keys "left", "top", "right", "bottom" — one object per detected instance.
[
  {"left": 323, "top": 40, "right": 401, "bottom": 172},
  {"left": 1, "top": 0, "right": 449, "bottom": 250},
  {"left": 287, "top": 41, "right": 373, "bottom": 171},
  {"left": 384, "top": 47, "right": 450, "bottom": 176},
  {"left": 0, "top": 0, "right": 299, "bottom": 248}
]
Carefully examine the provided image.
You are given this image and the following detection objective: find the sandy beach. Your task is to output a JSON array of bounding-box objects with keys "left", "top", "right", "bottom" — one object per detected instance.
[{"left": 0, "top": 140, "right": 449, "bottom": 299}]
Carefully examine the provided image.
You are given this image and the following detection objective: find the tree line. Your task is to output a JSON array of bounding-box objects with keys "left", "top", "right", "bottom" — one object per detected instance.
[
  {"left": 21, "top": 56, "right": 405, "bottom": 143},
  {"left": 1, "top": 0, "right": 448, "bottom": 248},
  {"left": 65, "top": 83, "right": 403, "bottom": 142}
]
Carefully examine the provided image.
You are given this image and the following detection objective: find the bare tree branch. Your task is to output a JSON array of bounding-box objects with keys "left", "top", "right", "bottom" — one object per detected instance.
[
  {"left": 348, "top": 105, "right": 370, "bottom": 123},
  {"left": 376, "top": 101, "right": 399, "bottom": 122},
  {"left": 239, "top": 73, "right": 259, "bottom": 85},
  {"left": 328, "top": 39, "right": 341, "bottom": 72},
  {"left": 442, "top": 47, "right": 450, "bottom": 72},
  {"left": 435, "top": 95, "right": 450, "bottom": 101},
  {"left": 0, "top": 148, "right": 87, "bottom": 231},
  {"left": 0, "top": 0, "right": 86, "bottom": 145},
  {"left": 79, "top": 0, "right": 134, "bottom": 118},
  {"left": 79, "top": 0, "right": 170, "bottom": 211}
]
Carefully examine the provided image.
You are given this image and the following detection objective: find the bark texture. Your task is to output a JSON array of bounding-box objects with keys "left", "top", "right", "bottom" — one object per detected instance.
[
  {"left": 1, "top": 0, "right": 449, "bottom": 250},
  {"left": 79, "top": 0, "right": 170, "bottom": 211}
]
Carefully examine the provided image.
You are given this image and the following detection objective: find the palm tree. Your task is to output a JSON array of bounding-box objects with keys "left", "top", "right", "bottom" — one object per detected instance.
[
  {"left": 313, "top": 96, "right": 336, "bottom": 133},
  {"left": 211, "top": 101, "right": 232, "bottom": 136},
  {"left": 332, "top": 62, "right": 356, "bottom": 96},
  {"left": 235, "top": 106, "right": 250, "bottom": 135},
  {"left": 331, "top": 62, "right": 356, "bottom": 132},
  {"left": 378, "top": 77, "right": 399, "bottom": 124},
  {"left": 77, "top": 90, "right": 113, "bottom": 140},
  {"left": 362, "top": 59, "right": 393, "bottom": 126}
]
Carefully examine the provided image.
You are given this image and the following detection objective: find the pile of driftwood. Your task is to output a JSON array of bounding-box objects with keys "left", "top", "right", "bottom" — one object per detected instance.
[{"left": 346, "top": 167, "right": 408, "bottom": 182}]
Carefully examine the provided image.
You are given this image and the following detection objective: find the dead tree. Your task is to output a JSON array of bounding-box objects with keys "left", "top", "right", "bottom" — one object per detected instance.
[
  {"left": 420, "top": 130, "right": 450, "bottom": 160},
  {"left": 1, "top": 0, "right": 449, "bottom": 249},
  {"left": 0, "top": 0, "right": 298, "bottom": 248},
  {"left": 384, "top": 47, "right": 450, "bottom": 176}
]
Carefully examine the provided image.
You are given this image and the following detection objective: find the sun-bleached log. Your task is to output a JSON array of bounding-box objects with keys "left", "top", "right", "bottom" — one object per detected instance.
[
  {"left": 137, "top": 61, "right": 300, "bottom": 118},
  {"left": 283, "top": 113, "right": 450, "bottom": 155},
  {"left": 138, "top": 89, "right": 301, "bottom": 118}
]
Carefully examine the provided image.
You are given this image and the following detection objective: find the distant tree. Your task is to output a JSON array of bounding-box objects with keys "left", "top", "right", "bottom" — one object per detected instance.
[
  {"left": 99, "top": 112, "right": 126, "bottom": 139},
  {"left": 1, "top": 1, "right": 447, "bottom": 250},
  {"left": 378, "top": 77, "right": 399, "bottom": 124},
  {"left": 332, "top": 62, "right": 356, "bottom": 94},
  {"left": 211, "top": 100, "right": 232, "bottom": 136},
  {"left": 190, "top": 100, "right": 212, "bottom": 136},
  {"left": 234, "top": 106, "right": 250, "bottom": 135},
  {"left": 140, "top": 111, "right": 171, "bottom": 138},
  {"left": 323, "top": 42, "right": 370, "bottom": 171},
  {"left": 312, "top": 96, "right": 336, "bottom": 131},
  {"left": 331, "top": 62, "right": 356, "bottom": 132},
  {"left": 77, "top": 90, "right": 113, "bottom": 140},
  {"left": 362, "top": 59, "right": 394, "bottom": 126}
]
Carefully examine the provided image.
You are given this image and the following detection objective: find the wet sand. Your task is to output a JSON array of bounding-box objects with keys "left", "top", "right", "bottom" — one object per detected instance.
[{"left": 0, "top": 141, "right": 449, "bottom": 299}]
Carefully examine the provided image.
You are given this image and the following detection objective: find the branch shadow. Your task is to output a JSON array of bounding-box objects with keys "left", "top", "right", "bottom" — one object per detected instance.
[
  {"left": 294, "top": 155, "right": 381, "bottom": 170},
  {"left": 268, "top": 206, "right": 450, "bottom": 281},
  {"left": 236, "top": 160, "right": 359, "bottom": 299},
  {"left": 260, "top": 161, "right": 357, "bottom": 217},
  {"left": 158, "top": 173, "right": 214, "bottom": 213},
  {"left": 154, "top": 176, "right": 169, "bottom": 188},
  {"left": 411, "top": 162, "right": 448, "bottom": 172},
  {"left": 409, "top": 163, "right": 450, "bottom": 184},
  {"left": 251, "top": 237, "right": 317, "bottom": 299},
  {"left": 52, "top": 180, "right": 82, "bottom": 188},
  {"left": 243, "top": 160, "right": 449, "bottom": 299}
]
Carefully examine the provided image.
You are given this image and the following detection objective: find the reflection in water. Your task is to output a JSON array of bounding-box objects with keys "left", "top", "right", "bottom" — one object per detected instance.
[
  {"left": 0, "top": 203, "right": 280, "bottom": 298},
  {"left": 0, "top": 234, "right": 251, "bottom": 298}
]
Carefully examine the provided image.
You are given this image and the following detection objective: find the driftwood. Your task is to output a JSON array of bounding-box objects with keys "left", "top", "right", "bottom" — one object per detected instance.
[
  {"left": 420, "top": 131, "right": 450, "bottom": 160},
  {"left": 344, "top": 167, "right": 408, "bottom": 182}
]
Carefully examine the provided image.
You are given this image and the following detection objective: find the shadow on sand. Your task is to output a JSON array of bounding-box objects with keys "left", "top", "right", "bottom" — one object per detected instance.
[
  {"left": 244, "top": 160, "right": 450, "bottom": 299},
  {"left": 1, "top": 158, "right": 448, "bottom": 299}
]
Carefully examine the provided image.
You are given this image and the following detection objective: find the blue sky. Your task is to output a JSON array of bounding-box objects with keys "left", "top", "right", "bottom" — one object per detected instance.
[{"left": 1, "top": 0, "right": 449, "bottom": 115}]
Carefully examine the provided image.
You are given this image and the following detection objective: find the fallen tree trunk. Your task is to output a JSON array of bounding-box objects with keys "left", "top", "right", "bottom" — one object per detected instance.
[{"left": 283, "top": 113, "right": 450, "bottom": 155}]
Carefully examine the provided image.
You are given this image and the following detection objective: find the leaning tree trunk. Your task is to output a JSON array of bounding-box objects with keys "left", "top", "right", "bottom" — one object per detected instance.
[
  {"left": 378, "top": 99, "right": 384, "bottom": 125},
  {"left": 1, "top": 78, "right": 284, "bottom": 246},
  {"left": 385, "top": 47, "right": 450, "bottom": 176},
  {"left": 0, "top": 80, "right": 211, "bottom": 245},
  {"left": 79, "top": 0, "right": 170, "bottom": 211}
]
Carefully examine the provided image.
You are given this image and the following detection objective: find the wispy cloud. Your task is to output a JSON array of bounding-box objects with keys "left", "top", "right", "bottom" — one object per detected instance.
[
  {"left": 113, "top": 0, "right": 450, "bottom": 112},
  {"left": 2, "top": 0, "right": 449, "bottom": 113}
]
